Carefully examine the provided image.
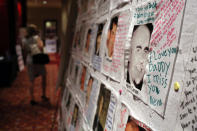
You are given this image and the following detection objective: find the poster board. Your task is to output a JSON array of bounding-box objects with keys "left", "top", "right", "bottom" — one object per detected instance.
[{"left": 59, "top": 0, "right": 197, "bottom": 130}]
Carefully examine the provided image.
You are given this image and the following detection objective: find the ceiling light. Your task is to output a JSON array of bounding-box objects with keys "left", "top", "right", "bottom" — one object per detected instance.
[
  {"left": 46, "top": 22, "right": 52, "bottom": 28},
  {"left": 43, "top": 1, "right": 47, "bottom": 4}
]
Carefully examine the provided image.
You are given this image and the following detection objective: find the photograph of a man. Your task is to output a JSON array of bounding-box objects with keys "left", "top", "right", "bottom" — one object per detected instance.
[
  {"left": 125, "top": 116, "right": 146, "bottom": 131},
  {"left": 106, "top": 16, "right": 118, "bottom": 59},
  {"left": 93, "top": 84, "right": 111, "bottom": 131},
  {"left": 95, "top": 24, "right": 104, "bottom": 56},
  {"left": 85, "top": 76, "right": 94, "bottom": 105},
  {"left": 85, "top": 29, "right": 92, "bottom": 53},
  {"left": 71, "top": 104, "right": 79, "bottom": 127},
  {"left": 80, "top": 66, "right": 86, "bottom": 91},
  {"left": 127, "top": 23, "right": 153, "bottom": 91}
]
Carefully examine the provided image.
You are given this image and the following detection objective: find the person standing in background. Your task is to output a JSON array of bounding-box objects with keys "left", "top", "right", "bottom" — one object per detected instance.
[{"left": 24, "top": 24, "right": 49, "bottom": 105}]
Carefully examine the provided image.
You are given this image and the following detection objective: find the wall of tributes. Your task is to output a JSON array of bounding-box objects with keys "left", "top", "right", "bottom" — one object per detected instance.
[{"left": 58, "top": 0, "right": 197, "bottom": 130}]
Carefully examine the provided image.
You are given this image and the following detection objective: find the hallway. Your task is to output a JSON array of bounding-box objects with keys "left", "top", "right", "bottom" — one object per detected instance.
[{"left": 0, "top": 55, "right": 59, "bottom": 130}]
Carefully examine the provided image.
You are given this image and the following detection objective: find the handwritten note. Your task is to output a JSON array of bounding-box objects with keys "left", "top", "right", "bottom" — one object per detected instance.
[
  {"left": 92, "top": 55, "right": 102, "bottom": 71},
  {"left": 104, "top": 94, "right": 117, "bottom": 131},
  {"left": 116, "top": 103, "right": 129, "bottom": 130},
  {"left": 146, "top": 0, "right": 185, "bottom": 116},
  {"left": 147, "top": 47, "right": 177, "bottom": 107},
  {"left": 179, "top": 45, "right": 197, "bottom": 130},
  {"left": 111, "top": 10, "right": 131, "bottom": 81},
  {"left": 151, "top": 0, "right": 185, "bottom": 53},
  {"left": 134, "top": 1, "right": 157, "bottom": 24}
]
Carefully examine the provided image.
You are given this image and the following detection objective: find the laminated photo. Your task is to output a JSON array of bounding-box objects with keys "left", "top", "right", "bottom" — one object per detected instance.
[
  {"left": 102, "top": 8, "right": 132, "bottom": 82},
  {"left": 102, "top": 16, "right": 119, "bottom": 77},
  {"left": 84, "top": 75, "right": 94, "bottom": 106},
  {"left": 124, "top": 0, "right": 185, "bottom": 116},
  {"left": 105, "top": 16, "right": 118, "bottom": 62},
  {"left": 92, "top": 22, "right": 106, "bottom": 71},
  {"left": 76, "top": 65, "right": 92, "bottom": 108},
  {"left": 72, "top": 60, "right": 80, "bottom": 86},
  {"left": 84, "top": 76, "right": 99, "bottom": 128},
  {"left": 83, "top": 23, "right": 97, "bottom": 64},
  {"left": 92, "top": 83, "right": 111, "bottom": 131},
  {"left": 79, "top": 65, "right": 87, "bottom": 91},
  {"left": 84, "top": 28, "right": 92, "bottom": 54}
]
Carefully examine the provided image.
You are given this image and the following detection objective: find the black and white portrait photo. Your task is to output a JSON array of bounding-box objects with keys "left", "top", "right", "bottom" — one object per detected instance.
[{"left": 127, "top": 23, "right": 153, "bottom": 91}]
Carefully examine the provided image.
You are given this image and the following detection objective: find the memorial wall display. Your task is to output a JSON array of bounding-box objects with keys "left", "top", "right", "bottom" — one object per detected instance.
[{"left": 59, "top": 0, "right": 197, "bottom": 130}]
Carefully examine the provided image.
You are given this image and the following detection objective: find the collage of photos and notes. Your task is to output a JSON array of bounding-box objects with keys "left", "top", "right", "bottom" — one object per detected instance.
[
  {"left": 93, "top": 84, "right": 111, "bottom": 131},
  {"left": 123, "top": 0, "right": 185, "bottom": 117},
  {"left": 92, "top": 23, "right": 105, "bottom": 71}
]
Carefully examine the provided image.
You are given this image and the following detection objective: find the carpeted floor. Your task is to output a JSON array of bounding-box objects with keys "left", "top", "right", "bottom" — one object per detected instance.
[{"left": 0, "top": 54, "right": 60, "bottom": 131}]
